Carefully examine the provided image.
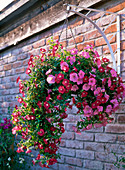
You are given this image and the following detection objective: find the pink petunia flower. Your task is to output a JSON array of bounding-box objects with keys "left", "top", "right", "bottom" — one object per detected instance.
[
  {"left": 70, "top": 56, "right": 76, "bottom": 65},
  {"left": 82, "top": 51, "right": 90, "bottom": 59},
  {"left": 45, "top": 69, "right": 52, "bottom": 75},
  {"left": 70, "top": 73, "right": 78, "bottom": 82},
  {"left": 105, "top": 105, "right": 112, "bottom": 113},
  {"left": 77, "top": 77, "right": 83, "bottom": 85},
  {"left": 105, "top": 94, "right": 109, "bottom": 102},
  {"left": 110, "top": 69, "right": 117, "bottom": 77},
  {"left": 70, "top": 48, "right": 78, "bottom": 55},
  {"left": 110, "top": 99, "right": 119, "bottom": 108},
  {"left": 82, "top": 84, "right": 90, "bottom": 91},
  {"left": 60, "top": 62, "right": 69, "bottom": 71},
  {"left": 94, "top": 87, "right": 101, "bottom": 96},
  {"left": 108, "top": 78, "right": 112, "bottom": 87},
  {"left": 83, "top": 105, "right": 93, "bottom": 117},
  {"left": 97, "top": 106, "right": 103, "bottom": 112},
  {"left": 47, "top": 75, "right": 55, "bottom": 84},
  {"left": 88, "top": 78, "right": 96, "bottom": 86},
  {"left": 71, "top": 85, "right": 79, "bottom": 91},
  {"left": 78, "top": 70, "right": 85, "bottom": 79}
]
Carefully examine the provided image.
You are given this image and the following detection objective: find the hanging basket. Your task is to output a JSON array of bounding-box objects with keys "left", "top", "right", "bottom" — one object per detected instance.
[{"left": 11, "top": 39, "right": 125, "bottom": 167}]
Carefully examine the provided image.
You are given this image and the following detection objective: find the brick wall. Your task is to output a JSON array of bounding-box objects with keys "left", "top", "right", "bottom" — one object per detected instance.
[{"left": 0, "top": 0, "right": 125, "bottom": 169}]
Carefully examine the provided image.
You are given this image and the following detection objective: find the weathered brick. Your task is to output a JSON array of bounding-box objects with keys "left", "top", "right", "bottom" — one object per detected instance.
[
  {"left": 117, "top": 114, "right": 125, "bottom": 123},
  {"left": 60, "top": 41, "right": 67, "bottom": 47},
  {"left": 61, "top": 132, "right": 75, "bottom": 140},
  {"left": 95, "top": 34, "right": 116, "bottom": 47},
  {"left": 65, "top": 114, "right": 80, "bottom": 122},
  {"left": 66, "top": 123, "right": 77, "bottom": 131},
  {"left": 66, "top": 140, "right": 83, "bottom": 149},
  {"left": 95, "top": 133, "right": 116, "bottom": 143},
  {"left": 87, "top": 126, "right": 103, "bottom": 133},
  {"left": 98, "top": 14, "right": 116, "bottom": 27},
  {"left": 104, "top": 163, "right": 120, "bottom": 170},
  {"left": 118, "top": 135, "right": 125, "bottom": 143},
  {"left": 9, "top": 88, "right": 19, "bottom": 94},
  {"left": 22, "top": 45, "right": 32, "bottom": 52},
  {"left": 17, "top": 54, "right": 28, "bottom": 60},
  {"left": 95, "top": 152, "right": 117, "bottom": 163},
  {"left": 115, "top": 104, "right": 125, "bottom": 114},
  {"left": 84, "top": 160, "right": 103, "bottom": 170},
  {"left": 104, "top": 23, "right": 117, "bottom": 34},
  {"left": 0, "top": 71, "right": 5, "bottom": 77},
  {"left": 59, "top": 164, "right": 75, "bottom": 170},
  {"left": 57, "top": 155, "right": 64, "bottom": 163},
  {"left": 0, "top": 66, "right": 3, "bottom": 71},
  {"left": 1, "top": 90, "right": 10, "bottom": 95},
  {"left": 84, "top": 142, "right": 105, "bottom": 152},
  {"left": 13, "top": 61, "right": 22, "bottom": 68},
  {"left": 76, "top": 150, "right": 94, "bottom": 159},
  {"left": 65, "top": 157, "right": 82, "bottom": 167},
  {"left": 105, "top": 124, "right": 125, "bottom": 133},
  {"left": 76, "top": 132, "right": 94, "bottom": 141},
  {"left": 53, "top": 35, "right": 59, "bottom": 41},
  {"left": 4, "top": 64, "right": 11, "bottom": 71},
  {"left": 14, "top": 68, "right": 25, "bottom": 74},
  {"left": 8, "top": 56, "right": 17, "bottom": 63},
  {"left": 60, "top": 140, "right": 66, "bottom": 147},
  {"left": 105, "top": 144, "right": 125, "bottom": 154},
  {"left": 75, "top": 23, "right": 94, "bottom": 35},
  {"left": 68, "top": 18, "right": 83, "bottom": 29},
  {"left": 33, "top": 39, "right": 45, "bottom": 48},
  {"left": 59, "top": 148, "right": 75, "bottom": 157}
]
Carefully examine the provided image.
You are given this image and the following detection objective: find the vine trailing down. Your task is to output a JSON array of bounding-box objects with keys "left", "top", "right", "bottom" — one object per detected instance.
[{"left": 11, "top": 39, "right": 125, "bottom": 168}]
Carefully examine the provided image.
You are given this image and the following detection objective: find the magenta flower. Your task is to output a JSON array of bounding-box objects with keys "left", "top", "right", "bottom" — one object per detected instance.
[
  {"left": 82, "top": 51, "right": 90, "bottom": 59},
  {"left": 77, "top": 78, "right": 83, "bottom": 85},
  {"left": 70, "top": 56, "right": 76, "bottom": 65},
  {"left": 108, "top": 78, "right": 111, "bottom": 87},
  {"left": 45, "top": 69, "right": 52, "bottom": 75},
  {"left": 71, "top": 85, "right": 79, "bottom": 91},
  {"left": 60, "top": 61, "right": 69, "bottom": 70},
  {"left": 78, "top": 70, "right": 85, "bottom": 79},
  {"left": 94, "top": 87, "right": 101, "bottom": 96},
  {"left": 110, "top": 99, "right": 119, "bottom": 108},
  {"left": 97, "top": 106, "right": 103, "bottom": 112},
  {"left": 110, "top": 69, "right": 117, "bottom": 77},
  {"left": 47, "top": 75, "right": 55, "bottom": 84},
  {"left": 88, "top": 78, "right": 96, "bottom": 86},
  {"left": 106, "top": 105, "right": 112, "bottom": 113},
  {"left": 83, "top": 105, "right": 93, "bottom": 117},
  {"left": 105, "top": 94, "right": 109, "bottom": 102},
  {"left": 70, "top": 73, "right": 78, "bottom": 82},
  {"left": 70, "top": 48, "right": 78, "bottom": 55},
  {"left": 82, "top": 84, "right": 90, "bottom": 91},
  {"left": 94, "top": 50, "right": 100, "bottom": 58}
]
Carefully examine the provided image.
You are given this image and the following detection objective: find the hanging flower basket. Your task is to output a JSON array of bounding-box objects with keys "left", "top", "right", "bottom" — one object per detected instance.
[{"left": 12, "top": 39, "right": 125, "bottom": 167}]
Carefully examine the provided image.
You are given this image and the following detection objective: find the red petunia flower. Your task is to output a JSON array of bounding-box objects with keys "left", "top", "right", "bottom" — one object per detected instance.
[
  {"left": 83, "top": 76, "right": 89, "bottom": 83},
  {"left": 62, "top": 79, "right": 69, "bottom": 86},
  {"left": 81, "top": 91, "right": 88, "bottom": 97},
  {"left": 44, "top": 101, "right": 50, "bottom": 109},
  {"left": 99, "top": 66, "right": 105, "bottom": 73},
  {"left": 58, "top": 86, "right": 65, "bottom": 94}
]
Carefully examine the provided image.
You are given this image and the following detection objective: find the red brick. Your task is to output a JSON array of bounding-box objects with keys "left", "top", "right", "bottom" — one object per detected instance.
[
  {"left": 107, "top": 2, "right": 125, "bottom": 13},
  {"left": 23, "top": 59, "right": 29, "bottom": 66},
  {"left": 84, "top": 30, "right": 101, "bottom": 41},
  {"left": 105, "top": 124, "right": 125, "bottom": 133},
  {"left": 13, "top": 61, "right": 22, "bottom": 68},
  {"left": 75, "top": 35, "right": 84, "bottom": 43},
  {"left": 103, "top": 43, "right": 117, "bottom": 54},
  {"left": 22, "top": 45, "right": 32, "bottom": 52},
  {"left": 68, "top": 18, "right": 83, "bottom": 29},
  {"left": 66, "top": 140, "right": 83, "bottom": 149},
  {"left": 90, "top": 12, "right": 103, "bottom": 21},
  {"left": 121, "top": 20, "right": 125, "bottom": 30},
  {"left": 53, "top": 35, "right": 59, "bottom": 41},
  {"left": 117, "top": 115, "right": 125, "bottom": 123},
  {"left": 95, "top": 133, "right": 116, "bottom": 143},
  {"left": 121, "top": 41, "right": 125, "bottom": 50},
  {"left": 104, "top": 23, "right": 117, "bottom": 34},
  {"left": 4, "top": 64, "right": 11, "bottom": 71},
  {"left": 77, "top": 40, "right": 94, "bottom": 51},
  {"left": 17, "top": 54, "right": 28, "bottom": 60},
  {"left": 95, "top": 152, "right": 116, "bottom": 163},
  {"left": 33, "top": 39, "right": 45, "bottom": 48},
  {"left": 61, "top": 132, "right": 75, "bottom": 140},
  {"left": 95, "top": 34, "right": 116, "bottom": 47},
  {"left": 60, "top": 41, "right": 67, "bottom": 47},
  {"left": 76, "top": 150, "right": 94, "bottom": 159},
  {"left": 84, "top": 160, "right": 103, "bottom": 170},
  {"left": 65, "top": 157, "right": 82, "bottom": 167}
]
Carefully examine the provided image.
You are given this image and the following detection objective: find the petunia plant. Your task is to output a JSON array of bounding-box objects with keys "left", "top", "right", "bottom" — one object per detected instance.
[{"left": 12, "top": 39, "right": 125, "bottom": 168}]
